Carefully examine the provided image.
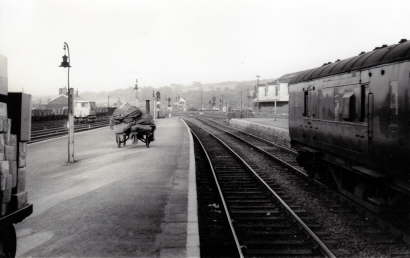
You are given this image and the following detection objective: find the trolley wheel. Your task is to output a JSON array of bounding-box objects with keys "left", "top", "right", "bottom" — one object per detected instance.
[
  {"left": 145, "top": 134, "right": 150, "bottom": 148},
  {"left": 116, "top": 135, "right": 121, "bottom": 148},
  {"left": 0, "top": 223, "right": 16, "bottom": 258}
]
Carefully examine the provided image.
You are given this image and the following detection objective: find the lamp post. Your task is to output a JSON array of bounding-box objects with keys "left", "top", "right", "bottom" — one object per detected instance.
[
  {"left": 255, "top": 75, "right": 260, "bottom": 111},
  {"left": 152, "top": 91, "right": 156, "bottom": 120},
  {"left": 156, "top": 91, "right": 161, "bottom": 119},
  {"left": 59, "top": 42, "right": 74, "bottom": 163}
]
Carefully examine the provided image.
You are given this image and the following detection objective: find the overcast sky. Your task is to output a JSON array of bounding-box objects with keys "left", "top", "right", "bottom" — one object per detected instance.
[{"left": 1, "top": 0, "right": 410, "bottom": 96}]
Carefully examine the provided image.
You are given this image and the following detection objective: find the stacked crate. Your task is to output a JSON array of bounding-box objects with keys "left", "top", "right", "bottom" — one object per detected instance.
[
  {"left": 0, "top": 55, "right": 11, "bottom": 216},
  {"left": 8, "top": 93, "right": 31, "bottom": 214},
  {"left": 1, "top": 124, "right": 27, "bottom": 215},
  {"left": 0, "top": 55, "right": 31, "bottom": 215}
]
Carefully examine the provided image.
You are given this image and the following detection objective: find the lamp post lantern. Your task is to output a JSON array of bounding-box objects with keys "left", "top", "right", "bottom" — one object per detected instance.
[{"left": 59, "top": 42, "right": 74, "bottom": 163}]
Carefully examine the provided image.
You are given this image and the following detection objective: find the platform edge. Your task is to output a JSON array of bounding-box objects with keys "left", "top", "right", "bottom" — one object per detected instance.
[{"left": 181, "top": 118, "right": 200, "bottom": 258}]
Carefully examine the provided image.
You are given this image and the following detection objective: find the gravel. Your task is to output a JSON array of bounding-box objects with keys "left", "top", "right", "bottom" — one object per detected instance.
[{"left": 189, "top": 117, "right": 410, "bottom": 257}]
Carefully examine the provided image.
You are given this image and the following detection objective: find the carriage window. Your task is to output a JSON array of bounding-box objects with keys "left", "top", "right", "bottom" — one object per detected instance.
[
  {"left": 303, "top": 90, "right": 308, "bottom": 116},
  {"left": 390, "top": 81, "right": 398, "bottom": 116},
  {"left": 360, "top": 84, "right": 368, "bottom": 122},
  {"left": 318, "top": 88, "right": 334, "bottom": 120},
  {"left": 342, "top": 91, "right": 355, "bottom": 121}
]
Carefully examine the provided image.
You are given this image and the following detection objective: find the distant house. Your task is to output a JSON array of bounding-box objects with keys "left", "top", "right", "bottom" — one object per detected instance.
[
  {"left": 254, "top": 72, "right": 301, "bottom": 114},
  {"left": 47, "top": 95, "right": 69, "bottom": 110},
  {"left": 173, "top": 96, "right": 186, "bottom": 112},
  {"left": 45, "top": 89, "right": 82, "bottom": 114},
  {"left": 112, "top": 98, "right": 123, "bottom": 108}
]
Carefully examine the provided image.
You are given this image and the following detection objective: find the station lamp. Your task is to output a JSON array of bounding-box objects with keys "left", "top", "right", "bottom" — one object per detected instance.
[
  {"left": 59, "top": 45, "right": 71, "bottom": 68},
  {"left": 59, "top": 42, "right": 74, "bottom": 163}
]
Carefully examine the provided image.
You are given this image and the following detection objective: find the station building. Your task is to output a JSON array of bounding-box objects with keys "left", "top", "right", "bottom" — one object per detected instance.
[
  {"left": 173, "top": 96, "right": 187, "bottom": 112},
  {"left": 254, "top": 72, "right": 301, "bottom": 115}
]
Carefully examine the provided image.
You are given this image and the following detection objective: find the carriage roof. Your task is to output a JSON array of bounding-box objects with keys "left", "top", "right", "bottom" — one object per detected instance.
[{"left": 289, "top": 40, "right": 410, "bottom": 84}]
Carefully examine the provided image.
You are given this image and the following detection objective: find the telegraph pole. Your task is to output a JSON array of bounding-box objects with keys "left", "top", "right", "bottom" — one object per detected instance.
[
  {"left": 201, "top": 86, "right": 203, "bottom": 111},
  {"left": 240, "top": 85, "right": 243, "bottom": 118},
  {"left": 134, "top": 78, "right": 139, "bottom": 107},
  {"left": 152, "top": 90, "right": 156, "bottom": 120}
]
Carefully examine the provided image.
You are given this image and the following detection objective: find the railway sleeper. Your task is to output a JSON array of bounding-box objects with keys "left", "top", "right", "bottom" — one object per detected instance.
[
  {"left": 239, "top": 231, "right": 307, "bottom": 239},
  {"left": 236, "top": 222, "right": 322, "bottom": 231},
  {"left": 244, "top": 248, "right": 317, "bottom": 257},
  {"left": 233, "top": 216, "right": 288, "bottom": 223},
  {"left": 231, "top": 209, "right": 307, "bottom": 216}
]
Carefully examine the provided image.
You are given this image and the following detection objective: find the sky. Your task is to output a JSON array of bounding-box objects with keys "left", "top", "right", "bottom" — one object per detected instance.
[{"left": 1, "top": 0, "right": 410, "bottom": 96}]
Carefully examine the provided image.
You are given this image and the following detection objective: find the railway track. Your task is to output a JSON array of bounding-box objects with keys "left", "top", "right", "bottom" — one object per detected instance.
[
  {"left": 192, "top": 116, "right": 410, "bottom": 256},
  {"left": 30, "top": 118, "right": 110, "bottom": 143},
  {"left": 186, "top": 119, "right": 335, "bottom": 257},
  {"left": 196, "top": 116, "right": 304, "bottom": 172}
]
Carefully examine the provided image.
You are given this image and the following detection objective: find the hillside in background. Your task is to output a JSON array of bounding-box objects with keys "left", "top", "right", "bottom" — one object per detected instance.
[{"left": 32, "top": 78, "right": 276, "bottom": 110}]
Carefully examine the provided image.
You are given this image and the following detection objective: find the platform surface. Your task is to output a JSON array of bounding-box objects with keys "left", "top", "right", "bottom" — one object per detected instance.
[
  {"left": 244, "top": 117, "right": 289, "bottom": 130},
  {"left": 16, "top": 118, "right": 196, "bottom": 257}
]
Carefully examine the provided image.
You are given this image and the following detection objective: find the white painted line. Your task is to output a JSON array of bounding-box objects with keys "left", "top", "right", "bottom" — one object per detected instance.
[
  {"left": 181, "top": 119, "right": 200, "bottom": 258},
  {"left": 29, "top": 126, "right": 109, "bottom": 146}
]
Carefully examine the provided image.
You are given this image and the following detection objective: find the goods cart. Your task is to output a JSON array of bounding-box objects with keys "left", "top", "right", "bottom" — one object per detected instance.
[
  {"left": 114, "top": 124, "right": 154, "bottom": 148},
  {"left": 110, "top": 104, "right": 156, "bottom": 149}
]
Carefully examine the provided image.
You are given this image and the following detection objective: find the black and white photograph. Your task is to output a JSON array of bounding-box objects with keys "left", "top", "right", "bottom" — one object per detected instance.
[{"left": 1, "top": 0, "right": 410, "bottom": 257}]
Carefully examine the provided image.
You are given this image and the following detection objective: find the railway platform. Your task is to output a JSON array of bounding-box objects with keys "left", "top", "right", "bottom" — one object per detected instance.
[
  {"left": 242, "top": 117, "right": 289, "bottom": 129},
  {"left": 229, "top": 117, "right": 291, "bottom": 147},
  {"left": 15, "top": 117, "right": 199, "bottom": 257}
]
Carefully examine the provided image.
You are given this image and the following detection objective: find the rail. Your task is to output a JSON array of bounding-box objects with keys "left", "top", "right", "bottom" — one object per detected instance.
[
  {"left": 30, "top": 118, "right": 110, "bottom": 143},
  {"left": 186, "top": 119, "right": 336, "bottom": 257},
  {"left": 190, "top": 129, "right": 244, "bottom": 258}
]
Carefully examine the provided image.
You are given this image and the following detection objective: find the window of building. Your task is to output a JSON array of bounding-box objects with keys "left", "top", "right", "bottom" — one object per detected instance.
[
  {"left": 264, "top": 86, "right": 268, "bottom": 96},
  {"left": 275, "top": 85, "right": 279, "bottom": 97}
]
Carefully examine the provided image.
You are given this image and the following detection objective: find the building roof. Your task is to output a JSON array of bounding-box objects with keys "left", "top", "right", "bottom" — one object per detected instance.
[
  {"left": 289, "top": 39, "right": 410, "bottom": 84},
  {"left": 46, "top": 94, "right": 84, "bottom": 108},
  {"left": 47, "top": 95, "right": 68, "bottom": 106}
]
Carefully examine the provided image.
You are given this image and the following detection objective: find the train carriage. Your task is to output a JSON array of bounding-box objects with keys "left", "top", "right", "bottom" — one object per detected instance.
[
  {"left": 288, "top": 39, "right": 410, "bottom": 209},
  {"left": 74, "top": 100, "right": 97, "bottom": 122}
]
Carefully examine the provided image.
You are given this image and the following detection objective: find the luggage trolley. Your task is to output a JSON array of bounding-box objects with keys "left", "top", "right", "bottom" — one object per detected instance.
[{"left": 113, "top": 124, "right": 154, "bottom": 148}]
